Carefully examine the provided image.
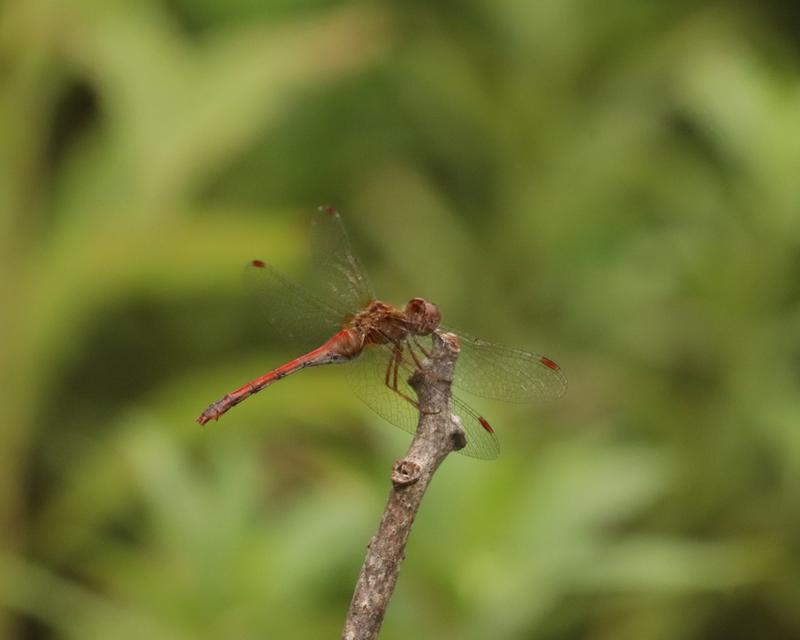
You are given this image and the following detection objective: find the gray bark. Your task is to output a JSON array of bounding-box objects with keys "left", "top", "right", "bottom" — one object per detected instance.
[{"left": 341, "top": 331, "right": 466, "bottom": 640}]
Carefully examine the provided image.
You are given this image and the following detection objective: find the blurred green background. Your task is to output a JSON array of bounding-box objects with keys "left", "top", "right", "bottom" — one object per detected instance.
[{"left": 2, "top": 0, "right": 800, "bottom": 638}]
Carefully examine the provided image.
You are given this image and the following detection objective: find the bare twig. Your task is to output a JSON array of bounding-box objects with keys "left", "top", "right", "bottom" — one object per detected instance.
[{"left": 341, "top": 331, "right": 466, "bottom": 640}]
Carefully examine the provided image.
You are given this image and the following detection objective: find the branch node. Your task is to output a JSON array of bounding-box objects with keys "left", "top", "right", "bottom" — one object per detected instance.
[
  {"left": 450, "top": 421, "right": 468, "bottom": 452},
  {"left": 391, "top": 459, "right": 421, "bottom": 486}
]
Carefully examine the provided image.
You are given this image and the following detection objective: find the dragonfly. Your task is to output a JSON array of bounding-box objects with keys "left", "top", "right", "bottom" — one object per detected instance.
[{"left": 197, "top": 206, "right": 566, "bottom": 459}]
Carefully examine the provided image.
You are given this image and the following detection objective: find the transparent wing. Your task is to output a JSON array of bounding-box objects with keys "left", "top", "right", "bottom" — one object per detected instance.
[
  {"left": 344, "top": 340, "right": 500, "bottom": 460},
  {"left": 344, "top": 343, "right": 420, "bottom": 437},
  {"left": 444, "top": 328, "right": 568, "bottom": 403},
  {"left": 310, "top": 206, "right": 375, "bottom": 314},
  {"left": 244, "top": 259, "right": 348, "bottom": 352},
  {"left": 242, "top": 207, "right": 373, "bottom": 352},
  {"left": 449, "top": 393, "right": 501, "bottom": 460}
]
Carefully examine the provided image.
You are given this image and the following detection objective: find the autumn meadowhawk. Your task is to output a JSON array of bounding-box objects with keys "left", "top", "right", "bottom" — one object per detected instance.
[{"left": 197, "top": 207, "right": 566, "bottom": 459}]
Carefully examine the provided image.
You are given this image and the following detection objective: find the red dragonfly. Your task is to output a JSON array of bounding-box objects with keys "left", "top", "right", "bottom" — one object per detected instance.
[{"left": 197, "top": 207, "right": 566, "bottom": 459}]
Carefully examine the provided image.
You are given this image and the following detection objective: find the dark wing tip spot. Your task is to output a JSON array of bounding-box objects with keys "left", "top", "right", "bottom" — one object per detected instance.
[
  {"left": 317, "top": 205, "right": 339, "bottom": 217},
  {"left": 540, "top": 356, "right": 560, "bottom": 371},
  {"left": 251, "top": 259, "right": 266, "bottom": 268},
  {"left": 478, "top": 416, "right": 495, "bottom": 433}
]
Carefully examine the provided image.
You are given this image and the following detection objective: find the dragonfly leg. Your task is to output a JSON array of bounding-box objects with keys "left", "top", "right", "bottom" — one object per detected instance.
[
  {"left": 383, "top": 347, "right": 411, "bottom": 404},
  {"left": 407, "top": 340, "right": 423, "bottom": 369},
  {"left": 392, "top": 347, "right": 400, "bottom": 389},
  {"left": 384, "top": 350, "right": 393, "bottom": 387},
  {"left": 412, "top": 337, "right": 430, "bottom": 359},
  {"left": 383, "top": 345, "right": 421, "bottom": 410},
  {"left": 386, "top": 344, "right": 438, "bottom": 416}
]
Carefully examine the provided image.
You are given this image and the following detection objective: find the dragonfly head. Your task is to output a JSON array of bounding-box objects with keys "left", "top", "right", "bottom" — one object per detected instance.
[{"left": 404, "top": 297, "right": 441, "bottom": 335}]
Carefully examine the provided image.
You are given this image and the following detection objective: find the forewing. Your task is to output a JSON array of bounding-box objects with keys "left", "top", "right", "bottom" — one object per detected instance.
[
  {"left": 310, "top": 206, "right": 375, "bottom": 314},
  {"left": 244, "top": 259, "right": 347, "bottom": 352},
  {"left": 446, "top": 329, "right": 567, "bottom": 403}
]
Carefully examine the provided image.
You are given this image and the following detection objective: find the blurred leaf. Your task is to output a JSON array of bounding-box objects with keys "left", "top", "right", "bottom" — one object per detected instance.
[{"left": 3, "top": 0, "right": 800, "bottom": 638}]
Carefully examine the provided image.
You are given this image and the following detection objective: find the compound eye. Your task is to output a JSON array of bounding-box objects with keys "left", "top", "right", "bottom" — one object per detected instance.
[{"left": 407, "top": 298, "right": 425, "bottom": 313}]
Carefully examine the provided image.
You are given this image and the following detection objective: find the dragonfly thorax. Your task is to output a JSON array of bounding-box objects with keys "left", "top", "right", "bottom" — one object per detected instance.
[{"left": 350, "top": 297, "right": 441, "bottom": 345}]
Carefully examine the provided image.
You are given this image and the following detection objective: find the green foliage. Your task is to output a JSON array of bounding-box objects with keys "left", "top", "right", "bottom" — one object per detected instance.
[{"left": 2, "top": 0, "right": 800, "bottom": 638}]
